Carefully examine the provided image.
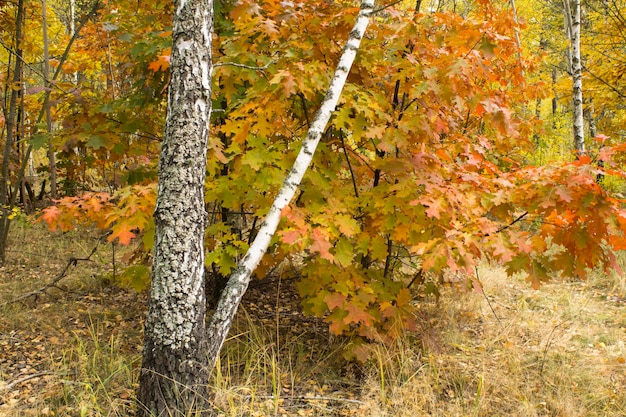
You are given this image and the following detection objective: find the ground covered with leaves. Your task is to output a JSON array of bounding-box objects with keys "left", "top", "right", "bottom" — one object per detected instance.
[{"left": 0, "top": 223, "right": 624, "bottom": 416}]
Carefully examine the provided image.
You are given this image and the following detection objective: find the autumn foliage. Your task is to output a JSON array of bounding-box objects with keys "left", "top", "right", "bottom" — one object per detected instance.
[{"left": 34, "top": 0, "right": 626, "bottom": 356}]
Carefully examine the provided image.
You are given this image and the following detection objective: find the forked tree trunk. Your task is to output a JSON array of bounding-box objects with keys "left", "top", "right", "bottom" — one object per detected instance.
[
  {"left": 137, "top": 0, "right": 214, "bottom": 415},
  {"left": 138, "top": 1, "right": 375, "bottom": 415}
]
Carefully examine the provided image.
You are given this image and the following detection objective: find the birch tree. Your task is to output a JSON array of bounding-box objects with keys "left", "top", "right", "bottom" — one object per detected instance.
[
  {"left": 137, "top": 0, "right": 375, "bottom": 415},
  {"left": 136, "top": 0, "right": 214, "bottom": 413},
  {"left": 564, "top": 0, "right": 585, "bottom": 154}
]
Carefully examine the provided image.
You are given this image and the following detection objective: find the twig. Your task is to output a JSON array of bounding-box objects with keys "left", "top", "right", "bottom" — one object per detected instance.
[
  {"left": 0, "top": 371, "right": 56, "bottom": 392},
  {"left": 242, "top": 394, "right": 365, "bottom": 405},
  {"left": 214, "top": 60, "right": 275, "bottom": 71},
  {"left": 373, "top": 0, "right": 405, "bottom": 13},
  {"left": 475, "top": 267, "right": 501, "bottom": 325},
  {"left": 2, "top": 233, "right": 110, "bottom": 305},
  {"left": 489, "top": 211, "right": 529, "bottom": 236},
  {"left": 339, "top": 129, "right": 359, "bottom": 198}
]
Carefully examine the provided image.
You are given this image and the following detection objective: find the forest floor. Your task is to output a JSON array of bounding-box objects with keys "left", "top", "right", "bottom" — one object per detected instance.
[{"left": 0, "top": 221, "right": 624, "bottom": 416}]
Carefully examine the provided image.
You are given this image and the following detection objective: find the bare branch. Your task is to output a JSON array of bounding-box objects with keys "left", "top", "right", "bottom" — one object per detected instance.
[{"left": 2, "top": 233, "right": 110, "bottom": 306}]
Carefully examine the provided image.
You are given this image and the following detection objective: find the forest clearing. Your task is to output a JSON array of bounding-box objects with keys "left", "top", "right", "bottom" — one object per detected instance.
[{"left": 2, "top": 0, "right": 626, "bottom": 415}]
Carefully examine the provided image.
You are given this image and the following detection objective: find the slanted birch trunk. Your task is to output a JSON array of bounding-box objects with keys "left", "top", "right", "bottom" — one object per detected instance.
[
  {"left": 205, "top": 0, "right": 376, "bottom": 371},
  {"left": 137, "top": 0, "right": 214, "bottom": 414}
]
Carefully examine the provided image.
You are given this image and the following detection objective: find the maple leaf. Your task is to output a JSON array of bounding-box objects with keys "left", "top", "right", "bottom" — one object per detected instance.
[
  {"left": 280, "top": 229, "right": 301, "bottom": 245},
  {"left": 148, "top": 48, "right": 171, "bottom": 72},
  {"left": 344, "top": 303, "right": 374, "bottom": 325},
  {"left": 324, "top": 293, "right": 346, "bottom": 310},
  {"left": 333, "top": 237, "right": 353, "bottom": 267},
  {"left": 270, "top": 69, "right": 297, "bottom": 97},
  {"left": 425, "top": 198, "right": 446, "bottom": 219},
  {"left": 41, "top": 206, "right": 62, "bottom": 230},
  {"left": 395, "top": 288, "right": 411, "bottom": 307},
  {"left": 310, "top": 228, "right": 334, "bottom": 261},
  {"left": 379, "top": 301, "right": 397, "bottom": 318},
  {"left": 555, "top": 186, "right": 573, "bottom": 203},
  {"left": 479, "top": 36, "right": 497, "bottom": 59},
  {"left": 109, "top": 223, "right": 137, "bottom": 245}
]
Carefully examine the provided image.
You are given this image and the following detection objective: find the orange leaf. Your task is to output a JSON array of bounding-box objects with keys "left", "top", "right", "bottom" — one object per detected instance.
[
  {"left": 148, "top": 48, "right": 171, "bottom": 72},
  {"left": 41, "top": 206, "right": 62, "bottom": 229},
  {"left": 324, "top": 293, "right": 346, "bottom": 310},
  {"left": 109, "top": 223, "right": 137, "bottom": 245},
  {"left": 310, "top": 228, "right": 334, "bottom": 261}
]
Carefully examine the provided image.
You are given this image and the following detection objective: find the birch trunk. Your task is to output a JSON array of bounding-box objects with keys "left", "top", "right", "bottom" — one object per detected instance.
[
  {"left": 137, "top": 0, "right": 214, "bottom": 415},
  {"left": 205, "top": 0, "right": 376, "bottom": 370},
  {"left": 565, "top": 0, "right": 585, "bottom": 155},
  {"left": 42, "top": 0, "right": 57, "bottom": 199}
]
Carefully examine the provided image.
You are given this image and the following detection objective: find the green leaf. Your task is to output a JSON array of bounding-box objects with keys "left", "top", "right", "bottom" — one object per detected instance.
[
  {"left": 479, "top": 36, "right": 497, "bottom": 59},
  {"left": 87, "top": 136, "right": 105, "bottom": 150},
  {"left": 333, "top": 237, "right": 353, "bottom": 267},
  {"left": 30, "top": 132, "right": 49, "bottom": 149},
  {"left": 119, "top": 265, "right": 151, "bottom": 292}
]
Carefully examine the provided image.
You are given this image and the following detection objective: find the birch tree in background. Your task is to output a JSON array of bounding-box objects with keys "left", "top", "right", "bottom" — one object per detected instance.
[
  {"left": 42, "top": 0, "right": 57, "bottom": 199},
  {"left": 563, "top": 0, "right": 585, "bottom": 155},
  {"left": 137, "top": 0, "right": 375, "bottom": 415}
]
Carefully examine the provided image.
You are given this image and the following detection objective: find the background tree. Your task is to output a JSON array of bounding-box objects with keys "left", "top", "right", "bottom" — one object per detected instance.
[
  {"left": 563, "top": 0, "right": 585, "bottom": 154},
  {"left": 0, "top": 0, "right": 25, "bottom": 262}
]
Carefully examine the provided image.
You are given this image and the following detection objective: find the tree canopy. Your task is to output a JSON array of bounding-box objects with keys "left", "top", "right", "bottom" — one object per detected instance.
[{"left": 2, "top": 0, "right": 626, "bottom": 359}]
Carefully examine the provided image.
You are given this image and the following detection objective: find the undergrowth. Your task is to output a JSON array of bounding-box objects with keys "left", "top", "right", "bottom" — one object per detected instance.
[{"left": 0, "top": 223, "right": 624, "bottom": 416}]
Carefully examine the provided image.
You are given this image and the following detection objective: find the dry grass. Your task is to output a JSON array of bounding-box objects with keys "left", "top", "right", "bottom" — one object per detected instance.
[
  {"left": 1, "top": 222, "right": 624, "bottom": 416},
  {"left": 357, "top": 266, "right": 626, "bottom": 417}
]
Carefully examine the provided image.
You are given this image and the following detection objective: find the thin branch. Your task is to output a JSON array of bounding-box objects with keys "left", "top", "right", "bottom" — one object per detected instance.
[
  {"left": 582, "top": 64, "right": 626, "bottom": 100},
  {"left": 2, "top": 232, "right": 110, "bottom": 305},
  {"left": 0, "top": 39, "right": 72, "bottom": 95},
  {"left": 493, "top": 211, "right": 529, "bottom": 235},
  {"left": 475, "top": 266, "right": 501, "bottom": 325},
  {"left": 213, "top": 60, "right": 275, "bottom": 71},
  {"left": 0, "top": 372, "right": 57, "bottom": 392},
  {"left": 339, "top": 129, "right": 359, "bottom": 198},
  {"left": 373, "top": 0, "right": 404, "bottom": 13}
]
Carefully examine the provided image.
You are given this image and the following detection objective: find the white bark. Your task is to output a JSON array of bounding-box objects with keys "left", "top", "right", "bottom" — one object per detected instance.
[
  {"left": 42, "top": 0, "right": 57, "bottom": 198},
  {"left": 138, "top": 0, "right": 213, "bottom": 414},
  {"left": 205, "top": 0, "right": 376, "bottom": 368},
  {"left": 564, "top": 0, "right": 585, "bottom": 154}
]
